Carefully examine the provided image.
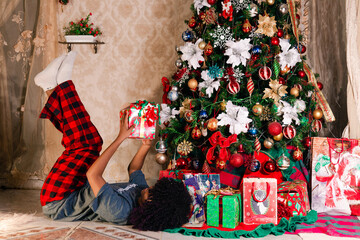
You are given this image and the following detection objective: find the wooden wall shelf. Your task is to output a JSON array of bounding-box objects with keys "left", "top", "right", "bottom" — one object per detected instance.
[{"left": 58, "top": 41, "right": 105, "bottom": 54}]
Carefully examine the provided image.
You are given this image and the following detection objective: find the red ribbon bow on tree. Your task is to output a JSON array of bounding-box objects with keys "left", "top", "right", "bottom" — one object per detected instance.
[
  {"left": 206, "top": 131, "right": 237, "bottom": 164},
  {"left": 162, "top": 77, "right": 171, "bottom": 104}
]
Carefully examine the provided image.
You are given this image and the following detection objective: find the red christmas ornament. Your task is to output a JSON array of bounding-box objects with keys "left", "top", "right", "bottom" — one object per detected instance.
[
  {"left": 298, "top": 70, "right": 306, "bottom": 78},
  {"left": 278, "top": 77, "right": 285, "bottom": 84},
  {"left": 259, "top": 66, "right": 272, "bottom": 80},
  {"left": 283, "top": 125, "right": 296, "bottom": 139},
  {"left": 271, "top": 37, "right": 280, "bottom": 46},
  {"left": 229, "top": 153, "right": 244, "bottom": 168},
  {"left": 298, "top": 44, "right": 306, "bottom": 54},
  {"left": 242, "top": 19, "right": 252, "bottom": 33},
  {"left": 317, "top": 81, "right": 323, "bottom": 90},
  {"left": 303, "top": 137, "right": 311, "bottom": 148},
  {"left": 293, "top": 148, "right": 303, "bottom": 161},
  {"left": 176, "top": 158, "right": 187, "bottom": 169},
  {"left": 238, "top": 144, "right": 245, "bottom": 152},
  {"left": 188, "top": 17, "right": 196, "bottom": 28},
  {"left": 268, "top": 122, "right": 282, "bottom": 136},
  {"left": 264, "top": 159, "right": 277, "bottom": 173},
  {"left": 191, "top": 126, "right": 201, "bottom": 140},
  {"left": 227, "top": 80, "right": 240, "bottom": 94},
  {"left": 311, "top": 119, "right": 322, "bottom": 132},
  {"left": 277, "top": 29, "right": 284, "bottom": 38},
  {"left": 207, "top": 0, "right": 216, "bottom": 5},
  {"left": 205, "top": 43, "right": 213, "bottom": 56}
]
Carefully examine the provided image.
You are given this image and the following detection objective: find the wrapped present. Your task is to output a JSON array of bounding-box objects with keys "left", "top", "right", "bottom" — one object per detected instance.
[
  {"left": 206, "top": 188, "right": 242, "bottom": 229},
  {"left": 184, "top": 173, "right": 221, "bottom": 198},
  {"left": 183, "top": 176, "right": 205, "bottom": 226},
  {"left": 158, "top": 169, "right": 193, "bottom": 180},
  {"left": 277, "top": 180, "right": 310, "bottom": 217},
  {"left": 243, "top": 178, "right": 277, "bottom": 225},
  {"left": 120, "top": 100, "right": 160, "bottom": 139},
  {"left": 311, "top": 137, "right": 360, "bottom": 215}
]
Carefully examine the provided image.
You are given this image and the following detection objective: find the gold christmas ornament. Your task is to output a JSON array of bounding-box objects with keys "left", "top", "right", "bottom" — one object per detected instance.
[
  {"left": 198, "top": 41, "right": 207, "bottom": 50},
  {"left": 188, "top": 78, "right": 198, "bottom": 91},
  {"left": 290, "top": 87, "right": 300, "bottom": 97},
  {"left": 273, "top": 132, "right": 283, "bottom": 141},
  {"left": 179, "top": 98, "right": 192, "bottom": 117},
  {"left": 207, "top": 118, "right": 218, "bottom": 131},
  {"left": 263, "top": 79, "right": 288, "bottom": 104},
  {"left": 155, "top": 152, "right": 168, "bottom": 165},
  {"left": 220, "top": 100, "right": 226, "bottom": 111},
  {"left": 266, "top": 0, "right": 275, "bottom": 5},
  {"left": 313, "top": 109, "right": 323, "bottom": 119},
  {"left": 184, "top": 109, "right": 194, "bottom": 123},
  {"left": 284, "top": 33, "right": 291, "bottom": 39},
  {"left": 252, "top": 103, "right": 263, "bottom": 116},
  {"left": 263, "top": 137, "right": 274, "bottom": 149},
  {"left": 177, "top": 140, "right": 193, "bottom": 156},
  {"left": 255, "top": 13, "right": 278, "bottom": 37}
]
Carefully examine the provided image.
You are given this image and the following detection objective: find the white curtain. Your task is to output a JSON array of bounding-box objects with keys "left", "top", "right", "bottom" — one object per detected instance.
[{"left": 344, "top": 0, "right": 360, "bottom": 138}]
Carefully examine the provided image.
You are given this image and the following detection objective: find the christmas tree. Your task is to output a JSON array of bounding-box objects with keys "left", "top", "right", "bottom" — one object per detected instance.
[{"left": 157, "top": 0, "right": 334, "bottom": 177}]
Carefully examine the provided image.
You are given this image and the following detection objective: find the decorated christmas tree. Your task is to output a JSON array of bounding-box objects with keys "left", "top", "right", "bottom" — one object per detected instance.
[{"left": 157, "top": 0, "right": 334, "bottom": 177}]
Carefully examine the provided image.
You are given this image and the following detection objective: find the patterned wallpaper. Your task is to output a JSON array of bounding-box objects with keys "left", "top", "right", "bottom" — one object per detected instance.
[{"left": 44, "top": 0, "right": 193, "bottom": 182}]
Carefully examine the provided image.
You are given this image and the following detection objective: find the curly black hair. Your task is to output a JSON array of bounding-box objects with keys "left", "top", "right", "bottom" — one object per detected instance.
[{"left": 128, "top": 177, "right": 192, "bottom": 231}]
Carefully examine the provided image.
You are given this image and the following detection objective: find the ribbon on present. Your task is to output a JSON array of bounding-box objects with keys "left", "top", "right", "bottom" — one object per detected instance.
[
  {"left": 206, "top": 131, "right": 237, "bottom": 164},
  {"left": 205, "top": 187, "right": 240, "bottom": 200},
  {"left": 303, "top": 62, "right": 335, "bottom": 122},
  {"left": 162, "top": 77, "right": 171, "bottom": 104},
  {"left": 287, "top": 0, "right": 299, "bottom": 47},
  {"left": 134, "top": 100, "right": 160, "bottom": 127}
]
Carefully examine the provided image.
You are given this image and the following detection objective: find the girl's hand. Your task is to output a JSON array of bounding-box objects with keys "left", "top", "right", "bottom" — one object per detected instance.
[
  {"left": 118, "top": 110, "right": 135, "bottom": 141},
  {"left": 142, "top": 139, "right": 152, "bottom": 146}
]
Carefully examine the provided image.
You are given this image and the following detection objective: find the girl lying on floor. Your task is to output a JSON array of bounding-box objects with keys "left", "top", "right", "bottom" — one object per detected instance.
[{"left": 34, "top": 52, "right": 192, "bottom": 231}]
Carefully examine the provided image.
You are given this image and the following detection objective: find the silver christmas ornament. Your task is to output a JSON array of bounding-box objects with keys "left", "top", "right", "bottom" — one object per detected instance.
[
  {"left": 276, "top": 154, "right": 291, "bottom": 170},
  {"left": 279, "top": 3, "right": 289, "bottom": 14},
  {"left": 175, "top": 45, "right": 181, "bottom": 52},
  {"left": 168, "top": 86, "right": 179, "bottom": 101},
  {"left": 175, "top": 58, "right": 183, "bottom": 68},
  {"left": 155, "top": 138, "right": 167, "bottom": 153},
  {"left": 155, "top": 153, "right": 168, "bottom": 165}
]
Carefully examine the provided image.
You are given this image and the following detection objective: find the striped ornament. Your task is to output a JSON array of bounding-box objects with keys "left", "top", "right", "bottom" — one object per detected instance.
[
  {"left": 311, "top": 119, "right": 322, "bottom": 132},
  {"left": 227, "top": 80, "right": 240, "bottom": 94},
  {"left": 254, "top": 137, "right": 261, "bottom": 152},
  {"left": 283, "top": 125, "right": 296, "bottom": 139},
  {"left": 247, "top": 77, "right": 254, "bottom": 96},
  {"left": 259, "top": 66, "right": 272, "bottom": 80},
  {"left": 202, "top": 160, "right": 211, "bottom": 173}
]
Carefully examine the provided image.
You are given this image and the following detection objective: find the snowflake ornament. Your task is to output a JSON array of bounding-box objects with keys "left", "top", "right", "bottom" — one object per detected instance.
[
  {"left": 217, "top": 101, "right": 253, "bottom": 134},
  {"left": 198, "top": 70, "right": 221, "bottom": 98},
  {"left": 210, "top": 26, "right": 234, "bottom": 48},
  {"left": 249, "top": 28, "right": 263, "bottom": 39},
  {"left": 231, "top": 0, "right": 251, "bottom": 12},
  {"left": 160, "top": 104, "right": 180, "bottom": 124},
  {"left": 194, "top": 0, "right": 211, "bottom": 14},
  {"left": 180, "top": 38, "right": 205, "bottom": 69},
  {"left": 224, "top": 38, "right": 252, "bottom": 68},
  {"left": 233, "top": 68, "right": 244, "bottom": 81},
  {"left": 278, "top": 39, "right": 301, "bottom": 69},
  {"left": 278, "top": 100, "right": 300, "bottom": 125}
]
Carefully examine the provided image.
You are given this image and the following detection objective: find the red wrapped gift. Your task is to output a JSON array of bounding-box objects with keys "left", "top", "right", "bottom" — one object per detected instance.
[
  {"left": 120, "top": 100, "right": 160, "bottom": 139},
  {"left": 277, "top": 180, "right": 310, "bottom": 217},
  {"left": 243, "top": 178, "right": 277, "bottom": 225},
  {"left": 159, "top": 170, "right": 193, "bottom": 180}
]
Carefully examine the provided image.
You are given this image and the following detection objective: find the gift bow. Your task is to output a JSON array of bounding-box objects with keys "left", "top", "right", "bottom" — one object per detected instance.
[
  {"left": 134, "top": 100, "right": 160, "bottom": 127},
  {"left": 206, "top": 131, "right": 237, "bottom": 164},
  {"left": 205, "top": 187, "right": 240, "bottom": 199},
  {"left": 162, "top": 77, "right": 171, "bottom": 104}
]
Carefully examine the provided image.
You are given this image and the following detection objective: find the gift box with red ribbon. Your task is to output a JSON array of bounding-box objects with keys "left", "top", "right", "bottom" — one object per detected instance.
[
  {"left": 120, "top": 100, "right": 160, "bottom": 139},
  {"left": 277, "top": 180, "right": 310, "bottom": 217},
  {"left": 243, "top": 178, "right": 277, "bottom": 225}
]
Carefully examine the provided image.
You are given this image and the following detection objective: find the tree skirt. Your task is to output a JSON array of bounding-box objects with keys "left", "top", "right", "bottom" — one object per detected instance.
[{"left": 165, "top": 210, "right": 317, "bottom": 238}]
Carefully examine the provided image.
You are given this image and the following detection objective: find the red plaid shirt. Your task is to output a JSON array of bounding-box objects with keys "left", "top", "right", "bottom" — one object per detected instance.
[{"left": 40, "top": 81, "right": 103, "bottom": 206}]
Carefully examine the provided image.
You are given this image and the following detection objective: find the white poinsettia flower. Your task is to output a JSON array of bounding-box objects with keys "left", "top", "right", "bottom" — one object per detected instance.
[
  {"left": 194, "top": 0, "right": 211, "bottom": 14},
  {"left": 279, "top": 100, "right": 300, "bottom": 125},
  {"left": 224, "top": 38, "right": 252, "bottom": 68},
  {"left": 217, "top": 101, "right": 252, "bottom": 134},
  {"left": 180, "top": 38, "right": 205, "bottom": 69},
  {"left": 160, "top": 104, "right": 179, "bottom": 124},
  {"left": 198, "top": 70, "right": 221, "bottom": 98},
  {"left": 278, "top": 39, "right": 301, "bottom": 69},
  {"left": 294, "top": 99, "right": 306, "bottom": 112}
]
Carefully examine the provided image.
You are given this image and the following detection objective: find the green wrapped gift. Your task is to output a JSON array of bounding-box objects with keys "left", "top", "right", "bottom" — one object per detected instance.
[{"left": 206, "top": 189, "right": 242, "bottom": 229}]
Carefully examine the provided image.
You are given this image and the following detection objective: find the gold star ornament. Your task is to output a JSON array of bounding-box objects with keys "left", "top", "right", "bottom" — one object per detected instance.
[
  {"left": 263, "top": 79, "right": 288, "bottom": 104},
  {"left": 255, "top": 13, "right": 278, "bottom": 37}
]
